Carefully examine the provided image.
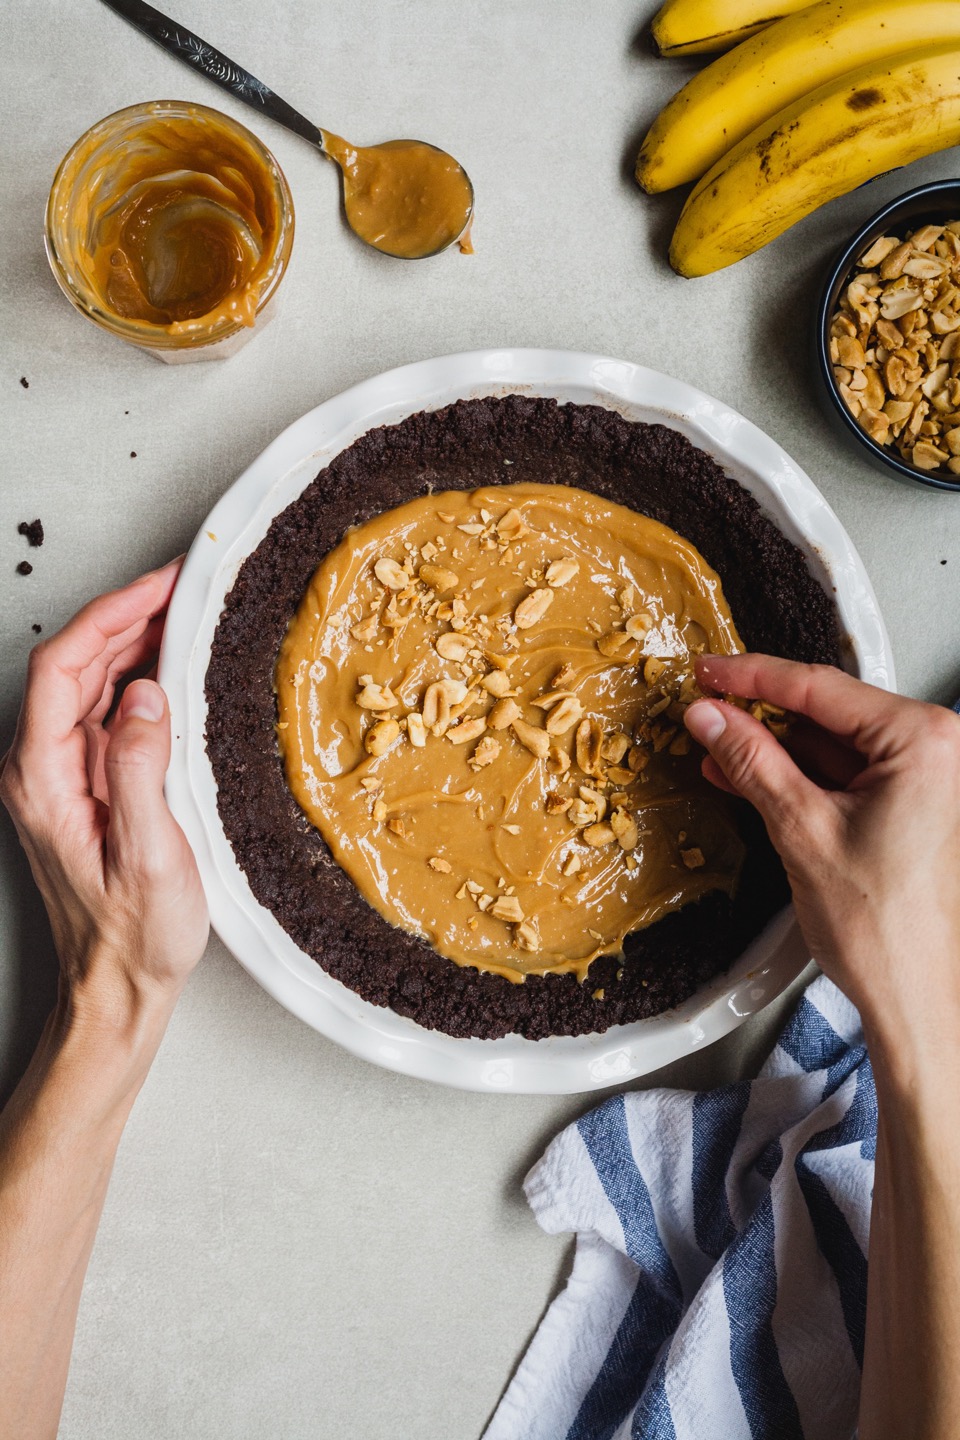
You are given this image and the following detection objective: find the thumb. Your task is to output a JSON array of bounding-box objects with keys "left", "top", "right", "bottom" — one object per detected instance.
[
  {"left": 104, "top": 679, "right": 177, "bottom": 872},
  {"left": 684, "top": 699, "right": 816, "bottom": 842}
]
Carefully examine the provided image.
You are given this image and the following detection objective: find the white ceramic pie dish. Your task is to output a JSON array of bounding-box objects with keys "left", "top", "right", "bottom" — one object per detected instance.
[{"left": 159, "top": 348, "right": 894, "bottom": 1094}]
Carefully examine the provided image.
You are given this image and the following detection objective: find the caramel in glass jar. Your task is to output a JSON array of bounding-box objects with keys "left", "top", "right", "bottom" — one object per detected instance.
[{"left": 45, "top": 101, "right": 294, "bottom": 361}]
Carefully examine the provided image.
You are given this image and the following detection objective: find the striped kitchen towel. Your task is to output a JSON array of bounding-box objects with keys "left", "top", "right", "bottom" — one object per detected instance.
[{"left": 484, "top": 975, "right": 875, "bottom": 1440}]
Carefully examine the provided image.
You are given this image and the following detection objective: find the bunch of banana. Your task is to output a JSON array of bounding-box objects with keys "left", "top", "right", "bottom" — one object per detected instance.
[
  {"left": 669, "top": 42, "right": 960, "bottom": 277},
  {"left": 638, "top": 0, "right": 960, "bottom": 276},
  {"left": 651, "top": 0, "right": 816, "bottom": 56},
  {"left": 640, "top": 0, "right": 960, "bottom": 193}
]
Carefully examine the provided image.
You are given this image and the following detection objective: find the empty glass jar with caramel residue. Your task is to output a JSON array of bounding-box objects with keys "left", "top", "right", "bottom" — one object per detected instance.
[{"left": 45, "top": 101, "right": 295, "bottom": 362}]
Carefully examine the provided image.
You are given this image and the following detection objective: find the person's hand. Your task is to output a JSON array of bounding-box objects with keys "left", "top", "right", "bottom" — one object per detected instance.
[
  {"left": 0, "top": 560, "right": 208, "bottom": 1028},
  {"left": 0, "top": 564, "right": 209, "bottom": 1440},
  {"left": 683, "top": 654, "right": 960, "bottom": 1057}
]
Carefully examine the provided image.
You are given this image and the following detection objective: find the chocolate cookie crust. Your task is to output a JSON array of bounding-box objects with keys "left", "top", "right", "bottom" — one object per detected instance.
[{"left": 205, "top": 396, "right": 842, "bottom": 1040}]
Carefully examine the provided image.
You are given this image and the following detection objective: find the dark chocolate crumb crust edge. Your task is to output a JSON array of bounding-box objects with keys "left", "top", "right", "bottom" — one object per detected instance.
[{"left": 205, "top": 396, "right": 842, "bottom": 1041}]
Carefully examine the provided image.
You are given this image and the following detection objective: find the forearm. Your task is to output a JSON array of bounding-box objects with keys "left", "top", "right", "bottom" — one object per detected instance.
[
  {"left": 0, "top": 981, "right": 178, "bottom": 1440},
  {"left": 859, "top": 1011, "right": 960, "bottom": 1440}
]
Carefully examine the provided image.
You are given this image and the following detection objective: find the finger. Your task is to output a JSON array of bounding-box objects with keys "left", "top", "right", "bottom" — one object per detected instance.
[
  {"left": 103, "top": 679, "right": 179, "bottom": 877},
  {"left": 18, "top": 612, "right": 149, "bottom": 756},
  {"left": 42, "top": 560, "right": 179, "bottom": 684},
  {"left": 16, "top": 608, "right": 170, "bottom": 816},
  {"left": 112, "top": 617, "right": 165, "bottom": 686},
  {"left": 701, "top": 753, "right": 739, "bottom": 796},
  {"left": 18, "top": 560, "right": 181, "bottom": 750},
  {"left": 85, "top": 621, "right": 167, "bottom": 800},
  {"left": 783, "top": 719, "right": 866, "bottom": 790},
  {"left": 87, "top": 613, "right": 168, "bottom": 726},
  {"left": 86, "top": 722, "right": 111, "bottom": 805},
  {"left": 695, "top": 653, "right": 906, "bottom": 758},
  {"left": 89, "top": 648, "right": 165, "bottom": 802},
  {"left": 685, "top": 698, "right": 819, "bottom": 843}
]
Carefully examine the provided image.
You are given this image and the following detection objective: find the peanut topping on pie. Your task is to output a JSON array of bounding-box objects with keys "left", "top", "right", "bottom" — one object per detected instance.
[{"left": 275, "top": 483, "right": 747, "bottom": 983}]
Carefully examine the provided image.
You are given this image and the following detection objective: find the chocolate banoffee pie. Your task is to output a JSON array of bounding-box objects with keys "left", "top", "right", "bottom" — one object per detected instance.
[{"left": 206, "top": 396, "right": 842, "bottom": 1039}]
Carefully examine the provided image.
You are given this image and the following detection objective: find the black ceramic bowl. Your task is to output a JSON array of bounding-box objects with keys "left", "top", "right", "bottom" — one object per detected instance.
[{"left": 816, "top": 179, "right": 960, "bottom": 494}]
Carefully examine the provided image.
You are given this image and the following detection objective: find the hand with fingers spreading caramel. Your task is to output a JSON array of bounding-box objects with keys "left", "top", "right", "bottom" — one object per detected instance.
[
  {"left": 684, "top": 654, "right": 960, "bottom": 1038},
  {"left": 684, "top": 655, "right": 960, "bottom": 1440}
]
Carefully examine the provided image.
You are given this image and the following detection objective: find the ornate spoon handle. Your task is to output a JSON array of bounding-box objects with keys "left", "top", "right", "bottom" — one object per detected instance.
[{"left": 99, "top": 0, "right": 325, "bottom": 149}]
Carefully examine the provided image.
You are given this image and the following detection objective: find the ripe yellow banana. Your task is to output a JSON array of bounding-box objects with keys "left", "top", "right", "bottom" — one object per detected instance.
[
  {"left": 651, "top": 0, "right": 816, "bottom": 56},
  {"left": 670, "top": 43, "right": 960, "bottom": 277},
  {"left": 639, "top": 0, "right": 960, "bottom": 193}
]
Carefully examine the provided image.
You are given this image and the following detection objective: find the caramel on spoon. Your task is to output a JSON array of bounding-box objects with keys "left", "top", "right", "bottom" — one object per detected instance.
[{"left": 100, "top": 0, "right": 475, "bottom": 259}]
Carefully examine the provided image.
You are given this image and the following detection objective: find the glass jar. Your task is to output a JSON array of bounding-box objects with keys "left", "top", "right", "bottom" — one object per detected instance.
[{"left": 44, "top": 100, "right": 295, "bottom": 363}]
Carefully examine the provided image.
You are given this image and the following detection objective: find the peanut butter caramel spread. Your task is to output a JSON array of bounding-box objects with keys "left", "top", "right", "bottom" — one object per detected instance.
[
  {"left": 322, "top": 132, "right": 473, "bottom": 259},
  {"left": 55, "top": 107, "right": 284, "bottom": 332},
  {"left": 275, "top": 483, "right": 747, "bottom": 983}
]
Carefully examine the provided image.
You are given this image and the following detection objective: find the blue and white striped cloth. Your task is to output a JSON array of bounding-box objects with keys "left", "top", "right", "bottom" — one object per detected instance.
[{"left": 484, "top": 976, "right": 875, "bottom": 1440}]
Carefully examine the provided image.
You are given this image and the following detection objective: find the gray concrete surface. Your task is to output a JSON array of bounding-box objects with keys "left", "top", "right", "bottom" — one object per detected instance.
[{"left": 1, "top": 2, "right": 958, "bottom": 1436}]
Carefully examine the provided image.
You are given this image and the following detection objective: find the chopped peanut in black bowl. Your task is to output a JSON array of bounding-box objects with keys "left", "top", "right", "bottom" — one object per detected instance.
[{"left": 828, "top": 221, "right": 960, "bottom": 478}]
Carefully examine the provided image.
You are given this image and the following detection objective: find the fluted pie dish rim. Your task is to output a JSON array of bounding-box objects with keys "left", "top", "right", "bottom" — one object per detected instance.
[{"left": 159, "top": 348, "right": 894, "bottom": 1093}]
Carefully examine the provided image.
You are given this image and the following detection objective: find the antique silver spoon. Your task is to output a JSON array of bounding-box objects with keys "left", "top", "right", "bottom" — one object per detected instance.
[{"left": 99, "top": 0, "right": 475, "bottom": 259}]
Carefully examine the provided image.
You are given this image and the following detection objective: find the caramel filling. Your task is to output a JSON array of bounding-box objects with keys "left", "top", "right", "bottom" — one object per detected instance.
[
  {"left": 322, "top": 132, "right": 473, "bottom": 259},
  {"left": 275, "top": 484, "right": 746, "bottom": 984},
  {"left": 55, "top": 110, "right": 283, "bottom": 333}
]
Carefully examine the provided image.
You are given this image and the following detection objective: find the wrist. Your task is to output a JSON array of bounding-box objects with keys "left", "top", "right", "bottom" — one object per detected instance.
[
  {"left": 863, "top": 1008, "right": 960, "bottom": 1122},
  {"left": 823, "top": 932, "right": 960, "bottom": 1090},
  {"left": 59, "top": 934, "right": 185, "bottom": 1035},
  {"left": 43, "top": 964, "right": 183, "bottom": 1110},
  {"left": 0, "top": 969, "right": 181, "bottom": 1168},
  {"left": 66, "top": 968, "right": 182, "bottom": 1039}
]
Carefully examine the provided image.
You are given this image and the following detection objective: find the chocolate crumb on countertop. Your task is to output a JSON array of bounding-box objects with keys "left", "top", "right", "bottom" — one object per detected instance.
[
  {"left": 17, "top": 519, "right": 43, "bottom": 547},
  {"left": 16, "top": 561, "right": 33, "bottom": 576},
  {"left": 19, "top": 377, "right": 29, "bottom": 389},
  {"left": 206, "top": 395, "right": 843, "bottom": 1041}
]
